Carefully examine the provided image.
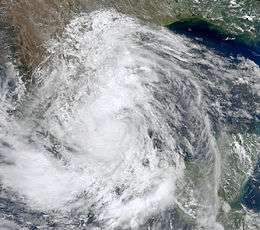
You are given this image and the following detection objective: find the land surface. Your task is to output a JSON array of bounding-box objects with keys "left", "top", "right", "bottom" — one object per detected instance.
[{"left": 0, "top": 0, "right": 259, "bottom": 72}]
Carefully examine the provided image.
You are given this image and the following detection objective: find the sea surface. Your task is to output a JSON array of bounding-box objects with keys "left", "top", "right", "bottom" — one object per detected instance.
[{"left": 0, "top": 9, "right": 259, "bottom": 230}]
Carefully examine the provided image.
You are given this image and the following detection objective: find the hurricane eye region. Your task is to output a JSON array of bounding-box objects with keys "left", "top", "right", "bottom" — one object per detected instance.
[{"left": 0, "top": 9, "right": 259, "bottom": 230}]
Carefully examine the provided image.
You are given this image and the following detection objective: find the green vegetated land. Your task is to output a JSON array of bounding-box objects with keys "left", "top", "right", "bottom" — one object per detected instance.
[{"left": 0, "top": 0, "right": 259, "bottom": 70}]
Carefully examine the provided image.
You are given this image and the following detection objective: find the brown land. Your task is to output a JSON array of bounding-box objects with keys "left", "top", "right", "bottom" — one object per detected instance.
[
  {"left": 0, "top": 1, "right": 259, "bottom": 74},
  {"left": 0, "top": 0, "right": 176, "bottom": 72}
]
